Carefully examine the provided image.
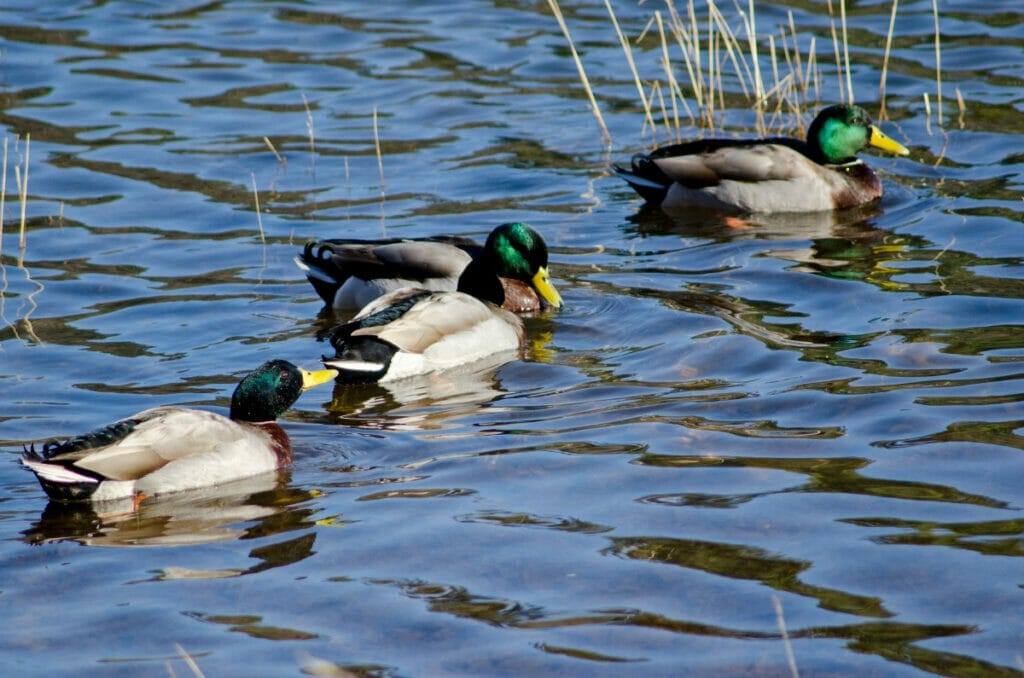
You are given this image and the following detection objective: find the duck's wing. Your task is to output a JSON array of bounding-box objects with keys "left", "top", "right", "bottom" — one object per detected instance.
[
  {"left": 297, "top": 238, "right": 476, "bottom": 307},
  {"left": 644, "top": 138, "right": 819, "bottom": 186},
  {"left": 324, "top": 290, "right": 524, "bottom": 381},
  {"left": 28, "top": 407, "right": 248, "bottom": 482},
  {"left": 356, "top": 292, "right": 520, "bottom": 355},
  {"left": 299, "top": 238, "right": 474, "bottom": 283}
]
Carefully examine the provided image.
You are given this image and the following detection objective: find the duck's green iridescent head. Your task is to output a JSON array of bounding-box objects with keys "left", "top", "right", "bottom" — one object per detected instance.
[
  {"left": 230, "top": 360, "right": 337, "bottom": 422},
  {"left": 484, "top": 222, "right": 562, "bottom": 309},
  {"left": 807, "top": 104, "right": 910, "bottom": 164}
]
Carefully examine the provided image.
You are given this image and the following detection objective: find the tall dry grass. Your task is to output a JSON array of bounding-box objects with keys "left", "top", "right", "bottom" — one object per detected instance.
[
  {"left": 0, "top": 133, "right": 43, "bottom": 344},
  {"left": 550, "top": 0, "right": 942, "bottom": 146}
]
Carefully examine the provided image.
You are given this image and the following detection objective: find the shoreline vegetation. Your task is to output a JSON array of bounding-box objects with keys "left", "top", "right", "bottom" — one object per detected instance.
[{"left": 548, "top": 0, "right": 954, "bottom": 147}]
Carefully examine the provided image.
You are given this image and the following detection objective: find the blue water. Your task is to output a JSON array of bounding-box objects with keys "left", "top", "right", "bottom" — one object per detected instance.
[{"left": 1, "top": 1, "right": 1023, "bottom": 675}]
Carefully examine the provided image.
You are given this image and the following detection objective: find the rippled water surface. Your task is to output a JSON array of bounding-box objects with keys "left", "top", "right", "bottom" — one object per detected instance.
[{"left": 2, "top": 1, "right": 1023, "bottom": 675}]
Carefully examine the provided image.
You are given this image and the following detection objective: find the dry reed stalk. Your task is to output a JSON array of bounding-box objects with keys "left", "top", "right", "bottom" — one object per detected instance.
[
  {"left": 707, "top": 0, "right": 752, "bottom": 101},
  {"left": 787, "top": 12, "right": 805, "bottom": 98},
  {"left": 932, "top": 0, "right": 943, "bottom": 126},
  {"left": 878, "top": 0, "right": 899, "bottom": 120},
  {"left": 684, "top": 0, "right": 704, "bottom": 112},
  {"left": 714, "top": 32, "right": 727, "bottom": 116},
  {"left": 655, "top": 10, "right": 692, "bottom": 134},
  {"left": 806, "top": 38, "right": 821, "bottom": 104},
  {"left": 707, "top": 27, "right": 717, "bottom": 133},
  {"left": 250, "top": 172, "right": 265, "bottom": 244},
  {"left": 0, "top": 137, "right": 6, "bottom": 258},
  {"left": 765, "top": 36, "right": 786, "bottom": 134},
  {"left": 741, "top": 0, "right": 765, "bottom": 133},
  {"left": 588, "top": 0, "right": 912, "bottom": 144},
  {"left": 778, "top": 28, "right": 799, "bottom": 120},
  {"left": 16, "top": 133, "right": 29, "bottom": 259},
  {"left": 839, "top": 0, "right": 853, "bottom": 105},
  {"left": 664, "top": 0, "right": 704, "bottom": 119},
  {"left": 686, "top": 0, "right": 702, "bottom": 106},
  {"left": 547, "top": 0, "right": 611, "bottom": 145},
  {"left": 648, "top": 81, "right": 673, "bottom": 141},
  {"left": 773, "top": 596, "right": 799, "bottom": 677},
  {"left": 174, "top": 642, "right": 206, "bottom": 678},
  {"left": 605, "top": 0, "right": 657, "bottom": 138},
  {"left": 825, "top": 0, "right": 845, "bottom": 104},
  {"left": 372, "top": 107, "right": 385, "bottom": 198},
  {"left": 768, "top": 34, "right": 780, "bottom": 101},
  {"left": 301, "top": 92, "right": 315, "bottom": 157},
  {"left": 372, "top": 108, "right": 387, "bottom": 237},
  {"left": 955, "top": 87, "right": 965, "bottom": 129},
  {"left": 263, "top": 136, "right": 285, "bottom": 165}
]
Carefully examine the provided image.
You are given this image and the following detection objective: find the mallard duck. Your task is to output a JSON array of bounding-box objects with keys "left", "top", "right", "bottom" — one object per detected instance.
[
  {"left": 322, "top": 288, "right": 523, "bottom": 383},
  {"left": 320, "top": 229, "right": 563, "bottom": 382},
  {"left": 616, "top": 104, "right": 910, "bottom": 213},
  {"left": 296, "top": 222, "right": 561, "bottom": 313},
  {"left": 21, "top": 360, "right": 338, "bottom": 504}
]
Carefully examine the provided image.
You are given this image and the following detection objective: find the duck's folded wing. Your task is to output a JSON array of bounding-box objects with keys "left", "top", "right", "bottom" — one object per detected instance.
[
  {"left": 313, "top": 240, "right": 472, "bottom": 282},
  {"left": 354, "top": 292, "right": 522, "bottom": 354},
  {"left": 652, "top": 142, "right": 819, "bottom": 186},
  {"left": 68, "top": 408, "right": 248, "bottom": 481}
]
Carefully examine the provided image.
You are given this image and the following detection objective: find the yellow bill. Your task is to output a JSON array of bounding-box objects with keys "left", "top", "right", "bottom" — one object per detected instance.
[
  {"left": 869, "top": 126, "right": 910, "bottom": 156},
  {"left": 531, "top": 266, "right": 563, "bottom": 309},
  {"left": 300, "top": 367, "right": 339, "bottom": 389}
]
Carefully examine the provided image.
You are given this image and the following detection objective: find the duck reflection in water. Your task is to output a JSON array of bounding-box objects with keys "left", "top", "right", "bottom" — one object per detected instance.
[
  {"left": 22, "top": 472, "right": 326, "bottom": 553},
  {"left": 322, "top": 348, "right": 517, "bottom": 431}
]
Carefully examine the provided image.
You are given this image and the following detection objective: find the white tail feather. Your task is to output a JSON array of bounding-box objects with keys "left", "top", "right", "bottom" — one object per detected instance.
[
  {"left": 323, "top": 359, "right": 384, "bottom": 373},
  {"left": 22, "top": 458, "right": 99, "bottom": 485},
  {"left": 293, "top": 256, "right": 335, "bottom": 283}
]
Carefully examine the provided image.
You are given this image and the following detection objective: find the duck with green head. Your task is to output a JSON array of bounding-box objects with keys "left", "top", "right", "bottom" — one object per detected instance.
[
  {"left": 21, "top": 360, "right": 337, "bottom": 504},
  {"left": 296, "top": 222, "right": 561, "bottom": 313},
  {"left": 319, "top": 224, "right": 563, "bottom": 384},
  {"left": 616, "top": 104, "right": 911, "bottom": 213}
]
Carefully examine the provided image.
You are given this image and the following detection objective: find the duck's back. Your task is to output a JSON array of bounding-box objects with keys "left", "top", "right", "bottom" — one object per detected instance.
[{"left": 24, "top": 407, "right": 285, "bottom": 501}]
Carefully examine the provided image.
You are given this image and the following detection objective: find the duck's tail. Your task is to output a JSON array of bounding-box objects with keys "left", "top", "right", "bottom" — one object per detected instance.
[
  {"left": 21, "top": 451, "right": 102, "bottom": 502},
  {"left": 294, "top": 242, "right": 343, "bottom": 306},
  {"left": 615, "top": 156, "right": 671, "bottom": 205}
]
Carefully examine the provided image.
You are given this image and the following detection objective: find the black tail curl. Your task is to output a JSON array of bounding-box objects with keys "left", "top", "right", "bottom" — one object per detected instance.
[{"left": 24, "top": 418, "right": 142, "bottom": 461}]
